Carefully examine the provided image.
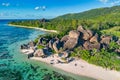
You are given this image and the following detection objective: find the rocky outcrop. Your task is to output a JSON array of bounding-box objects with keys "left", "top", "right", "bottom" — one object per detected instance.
[
  {"left": 69, "top": 30, "right": 80, "bottom": 39},
  {"left": 34, "top": 49, "right": 45, "bottom": 57},
  {"left": 83, "top": 41, "right": 101, "bottom": 50},
  {"left": 48, "top": 39, "right": 55, "bottom": 49},
  {"left": 37, "top": 37, "right": 49, "bottom": 46},
  {"left": 82, "top": 30, "right": 91, "bottom": 40},
  {"left": 53, "top": 40, "right": 61, "bottom": 53},
  {"left": 37, "top": 37, "right": 43, "bottom": 45},
  {"left": 77, "top": 26, "right": 93, "bottom": 40},
  {"left": 87, "top": 30, "right": 93, "bottom": 38},
  {"left": 22, "top": 25, "right": 116, "bottom": 58},
  {"left": 21, "top": 44, "right": 29, "bottom": 49},
  {"left": 77, "top": 26, "right": 85, "bottom": 32},
  {"left": 28, "top": 53, "right": 34, "bottom": 59},
  {"left": 34, "top": 48, "right": 49, "bottom": 57},
  {"left": 28, "top": 41, "right": 35, "bottom": 48},
  {"left": 60, "top": 50, "right": 71, "bottom": 58},
  {"left": 90, "top": 33, "right": 99, "bottom": 43},
  {"left": 63, "top": 38, "right": 78, "bottom": 50},
  {"left": 100, "top": 35, "right": 112, "bottom": 45},
  {"left": 62, "top": 30, "right": 80, "bottom": 50},
  {"left": 117, "top": 39, "right": 120, "bottom": 45},
  {"left": 61, "top": 35, "right": 69, "bottom": 43}
]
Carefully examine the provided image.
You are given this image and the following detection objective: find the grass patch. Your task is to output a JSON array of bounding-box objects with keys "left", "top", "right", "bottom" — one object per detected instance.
[{"left": 101, "top": 26, "right": 120, "bottom": 38}]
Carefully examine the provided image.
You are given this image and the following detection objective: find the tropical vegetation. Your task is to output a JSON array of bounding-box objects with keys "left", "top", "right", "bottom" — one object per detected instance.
[{"left": 9, "top": 5, "right": 120, "bottom": 71}]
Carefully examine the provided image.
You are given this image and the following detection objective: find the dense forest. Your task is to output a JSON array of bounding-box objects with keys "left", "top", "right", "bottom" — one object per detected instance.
[
  {"left": 9, "top": 6, "right": 120, "bottom": 70},
  {"left": 9, "top": 6, "right": 120, "bottom": 37}
]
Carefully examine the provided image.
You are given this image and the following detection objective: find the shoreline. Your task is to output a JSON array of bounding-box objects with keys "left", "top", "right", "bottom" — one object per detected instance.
[
  {"left": 30, "top": 56, "right": 120, "bottom": 80},
  {"left": 8, "top": 24, "right": 58, "bottom": 33},
  {"left": 21, "top": 49, "right": 120, "bottom": 80}
]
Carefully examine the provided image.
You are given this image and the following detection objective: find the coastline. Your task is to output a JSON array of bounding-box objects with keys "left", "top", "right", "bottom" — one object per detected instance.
[
  {"left": 21, "top": 49, "right": 120, "bottom": 80},
  {"left": 8, "top": 24, "right": 58, "bottom": 33},
  {"left": 29, "top": 56, "right": 120, "bottom": 80}
]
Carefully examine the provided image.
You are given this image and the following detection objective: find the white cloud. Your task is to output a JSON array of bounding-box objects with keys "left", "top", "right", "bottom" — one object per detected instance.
[
  {"left": 99, "top": 0, "right": 109, "bottom": 3},
  {"left": 2, "top": 3, "right": 10, "bottom": 7},
  {"left": 99, "top": 0, "right": 120, "bottom": 5},
  {"left": 35, "top": 6, "right": 40, "bottom": 10},
  {"left": 41, "top": 6, "right": 46, "bottom": 10},
  {"left": 34, "top": 6, "right": 46, "bottom": 11},
  {"left": 110, "top": 0, "right": 120, "bottom": 6}
]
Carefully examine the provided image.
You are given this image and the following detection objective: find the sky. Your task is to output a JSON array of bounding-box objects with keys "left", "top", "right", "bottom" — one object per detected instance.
[{"left": 0, "top": 0, "right": 120, "bottom": 19}]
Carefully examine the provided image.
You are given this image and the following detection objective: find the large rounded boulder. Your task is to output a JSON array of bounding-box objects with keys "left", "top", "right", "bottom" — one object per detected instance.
[
  {"left": 100, "top": 35, "right": 112, "bottom": 45},
  {"left": 63, "top": 38, "right": 78, "bottom": 50},
  {"left": 34, "top": 49, "right": 45, "bottom": 57},
  {"left": 86, "top": 29, "right": 93, "bottom": 38},
  {"left": 48, "top": 39, "right": 55, "bottom": 49},
  {"left": 83, "top": 41, "right": 101, "bottom": 50},
  {"left": 77, "top": 26, "right": 85, "bottom": 32},
  {"left": 69, "top": 30, "right": 80, "bottom": 39},
  {"left": 61, "top": 35, "right": 69, "bottom": 43},
  {"left": 82, "top": 30, "right": 91, "bottom": 40},
  {"left": 53, "top": 40, "right": 61, "bottom": 53},
  {"left": 90, "top": 33, "right": 99, "bottom": 43}
]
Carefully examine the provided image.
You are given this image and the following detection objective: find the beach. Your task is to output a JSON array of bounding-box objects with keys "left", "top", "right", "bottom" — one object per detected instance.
[
  {"left": 8, "top": 24, "right": 58, "bottom": 33},
  {"left": 25, "top": 54, "right": 120, "bottom": 80}
]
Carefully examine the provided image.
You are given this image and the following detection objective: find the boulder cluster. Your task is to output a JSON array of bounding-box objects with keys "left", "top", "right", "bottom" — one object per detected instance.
[
  {"left": 21, "top": 26, "right": 120, "bottom": 58},
  {"left": 61, "top": 26, "right": 112, "bottom": 51}
]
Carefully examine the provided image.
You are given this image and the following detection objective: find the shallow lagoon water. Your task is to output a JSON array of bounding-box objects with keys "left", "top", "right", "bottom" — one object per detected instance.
[{"left": 0, "top": 20, "right": 95, "bottom": 80}]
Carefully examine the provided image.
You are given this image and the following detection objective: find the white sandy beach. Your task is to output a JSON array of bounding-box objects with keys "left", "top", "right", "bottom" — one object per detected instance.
[
  {"left": 8, "top": 24, "right": 58, "bottom": 33},
  {"left": 29, "top": 55, "right": 120, "bottom": 80}
]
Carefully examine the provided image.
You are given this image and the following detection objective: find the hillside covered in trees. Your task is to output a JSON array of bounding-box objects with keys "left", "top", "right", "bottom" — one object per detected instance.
[{"left": 9, "top": 6, "right": 120, "bottom": 37}]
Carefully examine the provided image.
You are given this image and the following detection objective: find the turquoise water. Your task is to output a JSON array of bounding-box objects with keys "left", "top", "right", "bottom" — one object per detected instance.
[{"left": 0, "top": 20, "right": 95, "bottom": 80}]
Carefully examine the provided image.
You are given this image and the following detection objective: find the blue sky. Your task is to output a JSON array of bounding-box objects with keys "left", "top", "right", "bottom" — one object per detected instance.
[{"left": 0, "top": 0, "right": 120, "bottom": 19}]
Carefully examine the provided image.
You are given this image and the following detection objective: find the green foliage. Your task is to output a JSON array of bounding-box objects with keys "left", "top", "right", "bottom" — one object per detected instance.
[
  {"left": 37, "top": 45, "right": 44, "bottom": 49},
  {"left": 72, "top": 48, "right": 120, "bottom": 71},
  {"left": 34, "top": 38, "right": 39, "bottom": 44},
  {"left": 54, "top": 6, "right": 120, "bottom": 20},
  {"left": 109, "top": 41, "right": 120, "bottom": 50},
  {"left": 101, "top": 26, "right": 120, "bottom": 38}
]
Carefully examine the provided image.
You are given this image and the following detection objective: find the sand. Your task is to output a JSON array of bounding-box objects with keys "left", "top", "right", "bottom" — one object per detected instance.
[
  {"left": 21, "top": 49, "right": 34, "bottom": 54},
  {"left": 8, "top": 24, "right": 58, "bottom": 33},
  {"left": 29, "top": 55, "right": 120, "bottom": 80}
]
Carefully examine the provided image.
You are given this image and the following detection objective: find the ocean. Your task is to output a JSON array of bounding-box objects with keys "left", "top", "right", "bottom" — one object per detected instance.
[{"left": 0, "top": 20, "right": 95, "bottom": 80}]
